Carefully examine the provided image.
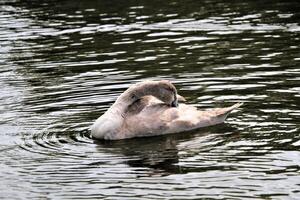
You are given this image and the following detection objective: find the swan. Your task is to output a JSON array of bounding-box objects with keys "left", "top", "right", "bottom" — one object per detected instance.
[{"left": 91, "top": 80, "right": 242, "bottom": 140}]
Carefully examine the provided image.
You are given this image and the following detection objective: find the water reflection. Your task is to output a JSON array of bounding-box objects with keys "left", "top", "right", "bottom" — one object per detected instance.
[
  {"left": 1, "top": 0, "right": 300, "bottom": 199},
  {"left": 95, "top": 135, "right": 182, "bottom": 175}
]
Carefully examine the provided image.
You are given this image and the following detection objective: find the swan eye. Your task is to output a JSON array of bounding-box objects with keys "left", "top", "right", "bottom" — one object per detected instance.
[{"left": 131, "top": 94, "right": 137, "bottom": 99}]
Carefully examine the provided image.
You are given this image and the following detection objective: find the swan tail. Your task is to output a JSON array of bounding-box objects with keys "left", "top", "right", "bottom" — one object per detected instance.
[
  {"left": 216, "top": 102, "right": 243, "bottom": 116},
  {"left": 225, "top": 102, "right": 243, "bottom": 113},
  {"left": 199, "top": 102, "right": 243, "bottom": 127}
]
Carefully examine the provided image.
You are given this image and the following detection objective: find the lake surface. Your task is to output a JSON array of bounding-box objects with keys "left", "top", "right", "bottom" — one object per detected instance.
[{"left": 1, "top": 0, "right": 300, "bottom": 199}]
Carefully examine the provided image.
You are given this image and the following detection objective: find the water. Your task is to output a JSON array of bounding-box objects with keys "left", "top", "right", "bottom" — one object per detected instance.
[{"left": 1, "top": 0, "right": 300, "bottom": 199}]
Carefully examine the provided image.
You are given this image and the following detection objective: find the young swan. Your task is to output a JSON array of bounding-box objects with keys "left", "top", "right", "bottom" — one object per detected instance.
[{"left": 91, "top": 80, "right": 242, "bottom": 140}]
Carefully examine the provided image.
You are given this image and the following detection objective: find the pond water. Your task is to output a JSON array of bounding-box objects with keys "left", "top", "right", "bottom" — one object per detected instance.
[{"left": 1, "top": 0, "right": 300, "bottom": 199}]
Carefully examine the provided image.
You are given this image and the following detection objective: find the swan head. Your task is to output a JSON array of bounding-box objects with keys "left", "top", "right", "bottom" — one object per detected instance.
[
  {"left": 156, "top": 80, "right": 178, "bottom": 107},
  {"left": 123, "top": 80, "right": 179, "bottom": 107}
]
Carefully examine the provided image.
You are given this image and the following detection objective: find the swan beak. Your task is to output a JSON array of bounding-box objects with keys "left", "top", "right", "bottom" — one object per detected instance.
[
  {"left": 177, "top": 94, "right": 186, "bottom": 102},
  {"left": 171, "top": 100, "right": 178, "bottom": 107}
]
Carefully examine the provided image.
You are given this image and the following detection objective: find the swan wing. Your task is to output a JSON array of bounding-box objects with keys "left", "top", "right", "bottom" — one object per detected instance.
[
  {"left": 121, "top": 103, "right": 242, "bottom": 138},
  {"left": 167, "top": 103, "right": 243, "bottom": 133}
]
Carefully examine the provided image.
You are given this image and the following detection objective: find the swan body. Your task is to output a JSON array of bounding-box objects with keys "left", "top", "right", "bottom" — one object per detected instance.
[{"left": 91, "top": 80, "right": 242, "bottom": 140}]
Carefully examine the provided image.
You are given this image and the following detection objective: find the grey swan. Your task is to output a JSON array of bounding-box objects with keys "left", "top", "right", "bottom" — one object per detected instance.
[{"left": 91, "top": 80, "right": 242, "bottom": 140}]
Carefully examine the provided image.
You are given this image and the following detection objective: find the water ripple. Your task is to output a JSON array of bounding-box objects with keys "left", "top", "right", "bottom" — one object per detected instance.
[{"left": 1, "top": 0, "right": 300, "bottom": 199}]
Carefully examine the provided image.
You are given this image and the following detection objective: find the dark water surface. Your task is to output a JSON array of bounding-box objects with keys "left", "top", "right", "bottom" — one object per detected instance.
[{"left": 1, "top": 0, "right": 300, "bottom": 199}]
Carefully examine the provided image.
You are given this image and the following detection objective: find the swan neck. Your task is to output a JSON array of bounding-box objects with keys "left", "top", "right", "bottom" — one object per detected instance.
[
  {"left": 112, "top": 81, "right": 172, "bottom": 114},
  {"left": 113, "top": 93, "right": 136, "bottom": 114}
]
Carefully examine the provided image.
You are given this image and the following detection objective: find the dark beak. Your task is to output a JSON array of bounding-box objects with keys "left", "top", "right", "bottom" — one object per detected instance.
[{"left": 171, "top": 100, "right": 178, "bottom": 107}]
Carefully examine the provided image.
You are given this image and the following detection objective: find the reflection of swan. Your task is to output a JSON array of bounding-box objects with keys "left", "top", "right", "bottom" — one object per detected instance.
[
  {"left": 91, "top": 80, "right": 242, "bottom": 140},
  {"left": 94, "top": 135, "right": 181, "bottom": 175},
  {"left": 92, "top": 124, "right": 240, "bottom": 175}
]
